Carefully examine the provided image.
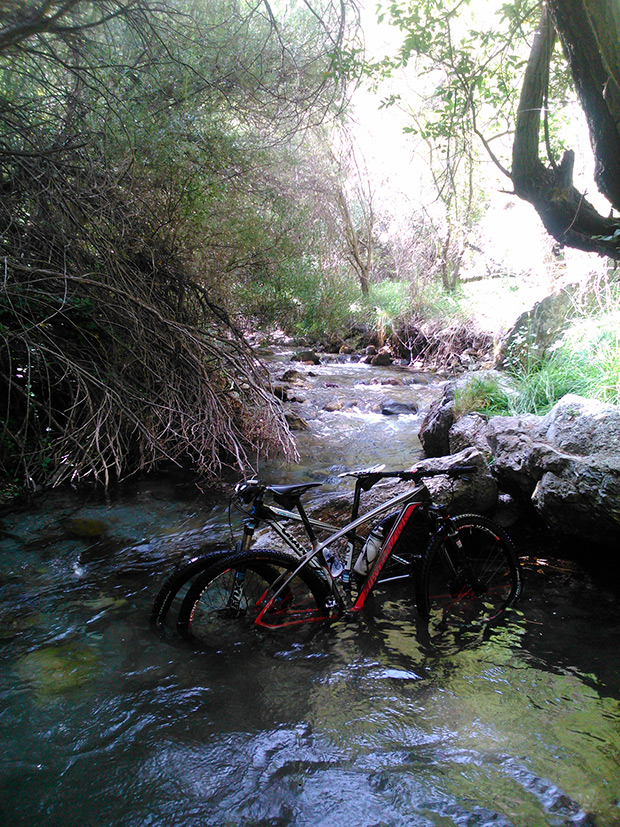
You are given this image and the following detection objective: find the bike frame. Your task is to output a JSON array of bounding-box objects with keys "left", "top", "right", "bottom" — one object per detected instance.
[{"left": 238, "top": 475, "right": 437, "bottom": 621}]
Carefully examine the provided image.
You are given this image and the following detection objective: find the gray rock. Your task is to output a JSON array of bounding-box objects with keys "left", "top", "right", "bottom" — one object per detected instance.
[
  {"left": 449, "top": 413, "right": 491, "bottom": 457},
  {"left": 540, "top": 393, "right": 620, "bottom": 456},
  {"left": 412, "top": 447, "right": 498, "bottom": 514},
  {"left": 484, "top": 394, "right": 620, "bottom": 545},
  {"left": 381, "top": 398, "right": 418, "bottom": 416},
  {"left": 418, "top": 386, "right": 455, "bottom": 456},
  {"left": 531, "top": 458, "right": 620, "bottom": 543},
  {"left": 485, "top": 413, "right": 543, "bottom": 496},
  {"left": 495, "top": 288, "right": 576, "bottom": 370}
]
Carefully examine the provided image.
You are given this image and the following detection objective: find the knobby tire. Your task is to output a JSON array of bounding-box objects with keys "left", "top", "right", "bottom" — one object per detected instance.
[
  {"left": 150, "top": 550, "right": 233, "bottom": 626},
  {"left": 416, "top": 513, "right": 522, "bottom": 629},
  {"left": 176, "top": 549, "right": 332, "bottom": 646}
]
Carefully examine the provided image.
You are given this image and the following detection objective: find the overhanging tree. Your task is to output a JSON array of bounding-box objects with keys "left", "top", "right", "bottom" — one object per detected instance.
[
  {"left": 0, "top": 0, "right": 358, "bottom": 491},
  {"left": 372, "top": 0, "right": 620, "bottom": 261},
  {"left": 512, "top": 0, "right": 620, "bottom": 256}
]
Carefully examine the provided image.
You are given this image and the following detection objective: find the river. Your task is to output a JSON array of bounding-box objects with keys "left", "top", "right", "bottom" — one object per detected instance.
[{"left": 1, "top": 351, "right": 619, "bottom": 826}]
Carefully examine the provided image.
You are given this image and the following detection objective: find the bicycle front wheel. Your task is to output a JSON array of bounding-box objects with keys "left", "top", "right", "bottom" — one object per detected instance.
[
  {"left": 176, "top": 549, "right": 333, "bottom": 647},
  {"left": 416, "top": 514, "right": 522, "bottom": 629},
  {"left": 150, "top": 549, "right": 232, "bottom": 626}
]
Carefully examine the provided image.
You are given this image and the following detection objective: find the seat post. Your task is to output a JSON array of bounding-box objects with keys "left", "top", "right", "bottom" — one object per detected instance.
[{"left": 295, "top": 498, "right": 318, "bottom": 546}]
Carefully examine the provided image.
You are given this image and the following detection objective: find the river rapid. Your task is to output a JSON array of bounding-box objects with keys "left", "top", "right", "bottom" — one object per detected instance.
[{"left": 1, "top": 352, "right": 620, "bottom": 826}]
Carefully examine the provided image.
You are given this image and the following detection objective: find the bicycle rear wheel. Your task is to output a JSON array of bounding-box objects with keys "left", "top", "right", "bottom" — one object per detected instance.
[
  {"left": 176, "top": 549, "right": 333, "bottom": 646},
  {"left": 416, "top": 514, "right": 522, "bottom": 629}
]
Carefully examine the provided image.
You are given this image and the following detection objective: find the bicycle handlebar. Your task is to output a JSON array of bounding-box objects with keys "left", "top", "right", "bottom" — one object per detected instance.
[
  {"left": 415, "top": 464, "right": 478, "bottom": 479},
  {"left": 351, "top": 465, "right": 477, "bottom": 482},
  {"left": 235, "top": 465, "right": 477, "bottom": 503},
  {"left": 235, "top": 479, "right": 264, "bottom": 504}
]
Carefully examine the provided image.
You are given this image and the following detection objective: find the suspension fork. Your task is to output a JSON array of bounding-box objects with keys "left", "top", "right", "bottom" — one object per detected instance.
[
  {"left": 341, "top": 478, "right": 364, "bottom": 588},
  {"left": 227, "top": 493, "right": 263, "bottom": 610}
]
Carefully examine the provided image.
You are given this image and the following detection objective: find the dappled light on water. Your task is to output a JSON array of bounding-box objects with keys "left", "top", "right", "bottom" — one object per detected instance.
[{"left": 2, "top": 498, "right": 620, "bottom": 827}]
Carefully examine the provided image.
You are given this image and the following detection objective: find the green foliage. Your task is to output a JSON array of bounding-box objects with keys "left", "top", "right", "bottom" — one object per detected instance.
[
  {"left": 454, "top": 375, "right": 514, "bottom": 418},
  {"left": 367, "top": 281, "right": 411, "bottom": 319},
  {"left": 510, "top": 355, "right": 593, "bottom": 414},
  {"left": 410, "top": 280, "right": 467, "bottom": 323},
  {"left": 455, "top": 302, "right": 620, "bottom": 419},
  {"left": 372, "top": 0, "right": 553, "bottom": 153},
  {"left": 0, "top": 0, "right": 357, "bottom": 490}
]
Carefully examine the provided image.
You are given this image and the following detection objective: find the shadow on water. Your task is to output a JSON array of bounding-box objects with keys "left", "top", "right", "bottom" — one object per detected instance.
[{"left": 2, "top": 354, "right": 620, "bottom": 825}]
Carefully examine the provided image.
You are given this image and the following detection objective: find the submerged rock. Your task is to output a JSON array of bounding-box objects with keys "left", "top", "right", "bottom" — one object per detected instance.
[
  {"left": 15, "top": 641, "right": 99, "bottom": 701},
  {"left": 61, "top": 517, "right": 109, "bottom": 539}
]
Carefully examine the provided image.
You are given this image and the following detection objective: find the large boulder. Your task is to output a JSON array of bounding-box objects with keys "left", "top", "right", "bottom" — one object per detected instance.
[
  {"left": 411, "top": 447, "right": 499, "bottom": 514},
  {"left": 449, "top": 413, "right": 492, "bottom": 458},
  {"left": 293, "top": 448, "right": 499, "bottom": 532},
  {"left": 454, "top": 395, "right": 620, "bottom": 545},
  {"left": 494, "top": 288, "right": 576, "bottom": 370}
]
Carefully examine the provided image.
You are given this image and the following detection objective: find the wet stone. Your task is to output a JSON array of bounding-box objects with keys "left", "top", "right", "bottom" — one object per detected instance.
[
  {"left": 280, "top": 369, "right": 305, "bottom": 383},
  {"left": 61, "top": 517, "right": 109, "bottom": 539},
  {"left": 381, "top": 398, "right": 418, "bottom": 416},
  {"left": 15, "top": 641, "right": 99, "bottom": 701},
  {"left": 285, "top": 412, "right": 309, "bottom": 430},
  {"left": 292, "top": 350, "right": 320, "bottom": 365}
]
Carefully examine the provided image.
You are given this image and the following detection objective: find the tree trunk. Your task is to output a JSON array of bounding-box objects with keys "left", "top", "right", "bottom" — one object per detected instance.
[
  {"left": 548, "top": 0, "right": 620, "bottom": 211},
  {"left": 511, "top": 2, "right": 620, "bottom": 258},
  {"left": 337, "top": 188, "right": 372, "bottom": 295}
]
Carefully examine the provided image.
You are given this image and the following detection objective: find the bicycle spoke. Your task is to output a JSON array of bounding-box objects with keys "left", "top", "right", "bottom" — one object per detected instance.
[
  {"left": 419, "top": 515, "right": 522, "bottom": 629},
  {"left": 177, "top": 550, "right": 332, "bottom": 645}
]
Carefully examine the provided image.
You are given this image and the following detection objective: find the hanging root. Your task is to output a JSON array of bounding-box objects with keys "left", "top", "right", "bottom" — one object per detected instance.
[{"left": 0, "top": 160, "right": 295, "bottom": 491}]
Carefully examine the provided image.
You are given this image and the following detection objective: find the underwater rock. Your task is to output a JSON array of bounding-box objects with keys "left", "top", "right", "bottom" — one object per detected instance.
[
  {"left": 15, "top": 641, "right": 99, "bottom": 701},
  {"left": 61, "top": 517, "right": 109, "bottom": 539}
]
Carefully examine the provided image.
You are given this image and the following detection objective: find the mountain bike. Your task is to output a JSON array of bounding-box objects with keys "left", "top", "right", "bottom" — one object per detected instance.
[{"left": 155, "top": 465, "right": 522, "bottom": 645}]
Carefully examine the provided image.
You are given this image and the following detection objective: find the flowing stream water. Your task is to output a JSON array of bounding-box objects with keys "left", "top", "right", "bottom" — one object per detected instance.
[{"left": 1, "top": 352, "right": 620, "bottom": 826}]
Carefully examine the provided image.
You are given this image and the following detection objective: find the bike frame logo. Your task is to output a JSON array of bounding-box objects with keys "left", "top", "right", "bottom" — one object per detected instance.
[{"left": 352, "top": 502, "right": 423, "bottom": 611}]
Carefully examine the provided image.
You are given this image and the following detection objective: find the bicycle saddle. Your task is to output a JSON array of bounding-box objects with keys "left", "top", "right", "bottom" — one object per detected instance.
[{"left": 267, "top": 482, "right": 323, "bottom": 498}]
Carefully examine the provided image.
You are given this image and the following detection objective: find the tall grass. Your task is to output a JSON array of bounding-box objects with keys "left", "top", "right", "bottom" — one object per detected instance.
[
  {"left": 453, "top": 375, "right": 515, "bottom": 418},
  {"left": 455, "top": 306, "right": 620, "bottom": 417}
]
